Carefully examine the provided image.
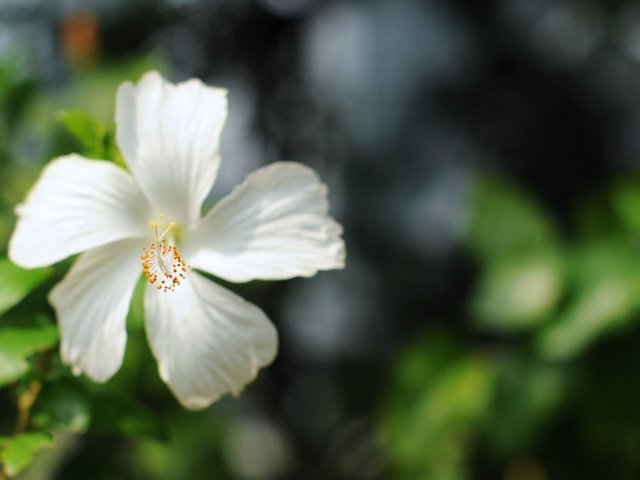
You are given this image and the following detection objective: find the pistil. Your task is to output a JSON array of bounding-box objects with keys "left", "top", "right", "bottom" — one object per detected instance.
[{"left": 141, "top": 219, "right": 189, "bottom": 292}]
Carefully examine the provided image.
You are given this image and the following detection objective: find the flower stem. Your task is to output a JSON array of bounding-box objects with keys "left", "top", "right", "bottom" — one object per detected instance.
[{"left": 15, "top": 380, "right": 42, "bottom": 434}]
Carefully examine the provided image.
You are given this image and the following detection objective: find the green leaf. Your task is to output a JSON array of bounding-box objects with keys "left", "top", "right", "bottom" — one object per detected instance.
[
  {"left": 0, "top": 324, "right": 58, "bottom": 357},
  {"left": 56, "top": 109, "right": 105, "bottom": 159},
  {"left": 54, "top": 110, "right": 127, "bottom": 167},
  {"left": 0, "top": 350, "right": 29, "bottom": 387},
  {"left": 466, "top": 178, "right": 558, "bottom": 262},
  {"left": 537, "top": 240, "right": 640, "bottom": 360},
  {"left": 471, "top": 252, "right": 563, "bottom": 331},
  {"left": 379, "top": 332, "right": 495, "bottom": 480},
  {"left": 575, "top": 332, "right": 640, "bottom": 462},
  {"left": 486, "top": 356, "right": 566, "bottom": 455},
  {"left": 34, "top": 381, "right": 163, "bottom": 439},
  {"left": 103, "top": 129, "right": 127, "bottom": 168},
  {"left": 91, "top": 394, "right": 165, "bottom": 440},
  {"left": 611, "top": 178, "right": 640, "bottom": 234},
  {"left": 32, "top": 381, "right": 163, "bottom": 439},
  {"left": 0, "top": 324, "right": 58, "bottom": 385},
  {"left": 56, "top": 109, "right": 104, "bottom": 149},
  {"left": 32, "top": 381, "right": 91, "bottom": 433},
  {"left": 126, "top": 277, "right": 146, "bottom": 330},
  {"left": 0, "top": 59, "right": 37, "bottom": 134},
  {"left": 0, "top": 259, "right": 50, "bottom": 316},
  {"left": 0, "top": 432, "right": 52, "bottom": 477}
]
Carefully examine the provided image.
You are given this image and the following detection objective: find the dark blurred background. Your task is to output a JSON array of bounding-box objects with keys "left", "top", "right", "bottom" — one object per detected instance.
[{"left": 3, "top": 0, "right": 640, "bottom": 479}]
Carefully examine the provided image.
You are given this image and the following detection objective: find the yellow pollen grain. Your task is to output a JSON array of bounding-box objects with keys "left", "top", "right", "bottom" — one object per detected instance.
[{"left": 141, "top": 238, "right": 191, "bottom": 293}]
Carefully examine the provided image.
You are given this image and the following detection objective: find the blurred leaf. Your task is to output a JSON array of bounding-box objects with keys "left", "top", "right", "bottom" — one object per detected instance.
[
  {"left": 0, "top": 324, "right": 58, "bottom": 357},
  {"left": 0, "top": 350, "right": 29, "bottom": 387},
  {"left": 0, "top": 324, "right": 58, "bottom": 385},
  {"left": 91, "top": 394, "right": 165, "bottom": 440},
  {"left": 611, "top": 178, "right": 640, "bottom": 235},
  {"left": 0, "top": 59, "right": 37, "bottom": 136},
  {"left": 56, "top": 109, "right": 106, "bottom": 159},
  {"left": 472, "top": 252, "right": 563, "bottom": 331},
  {"left": 103, "top": 129, "right": 127, "bottom": 168},
  {"left": 577, "top": 177, "right": 640, "bottom": 238},
  {"left": 486, "top": 356, "right": 566, "bottom": 455},
  {"left": 33, "top": 380, "right": 162, "bottom": 439},
  {"left": 379, "top": 332, "right": 495, "bottom": 480},
  {"left": 575, "top": 190, "right": 618, "bottom": 239},
  {"left": 575, "top": 331, "right": 640, "bottom": 464},
  {"left": 466, "top": 178, "right": 559, "bottom": 262},
  {"left": 126, "top": 277, "right": 146, "bottom": 330},
  {"left": 0, "top": 432, "right": 52, "bottom": 477},
  {"left": 0, "top": 259, "right": 50, "bottom": 316},
  {"left": 537, "top": 240, "right": 640, "bottom": 360},
  {"left": 54, "top": 110, "right": 126, "bottom": 169},
  {"left": 32, "top": 381, "right": 92, "bottom": 433},
  {"left": 134, "top": 410, "right": 229, "bottom": 480}
]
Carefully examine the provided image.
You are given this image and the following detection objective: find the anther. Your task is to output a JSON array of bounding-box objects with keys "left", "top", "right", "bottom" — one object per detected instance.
[{"left": 141, "top": 220, "right": 190, "bottom": 292}]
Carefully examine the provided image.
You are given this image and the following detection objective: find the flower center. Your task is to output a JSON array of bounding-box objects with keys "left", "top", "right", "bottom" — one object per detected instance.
[{"left": 141, "top": 218, "right": 189, "bottom": 292}]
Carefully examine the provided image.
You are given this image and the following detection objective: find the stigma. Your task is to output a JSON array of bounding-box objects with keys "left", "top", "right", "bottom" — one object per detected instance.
[{"left": 141, "top": 220, "right": 189, "bottom": 292}]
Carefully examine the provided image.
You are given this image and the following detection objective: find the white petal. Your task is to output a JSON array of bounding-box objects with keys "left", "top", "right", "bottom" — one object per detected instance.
[
  {"left": 184, "top": 162, "right": 345, "bottom": 283},
  {"left": 49, "top": 239, "right": 143, "bottom": 382},
  {"left": 9, "top": 154, "right": 151, "bottom": 268},
  {"left": 115, "top": 71, "right": 228, "bottom": 226},
  {"left": 144, "top": 272, "right": 277, "bottom": 410}
]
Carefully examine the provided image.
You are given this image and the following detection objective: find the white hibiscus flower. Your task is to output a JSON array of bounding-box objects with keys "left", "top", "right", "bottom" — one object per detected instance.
[{"left": 8, "top": 71, "right": 345, "bottom": 410}]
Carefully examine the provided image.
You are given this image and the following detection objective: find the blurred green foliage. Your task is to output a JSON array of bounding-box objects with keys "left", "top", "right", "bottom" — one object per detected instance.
[
  {"left": 379, "top": 175, "right": 640, "bottom": 479},
  {"left": 379, "top": 332, "right": 494, "bottom": 480},
  {"left": 0, "top": 261, "right": 50, "bottom": 318},
  {"left": 467, "top": 179, "right": 564, "bottom": 332},
  {"left": 0, "top": 433, "right": 52, "bottom": 477},
  {"left": 0, "top": 325, "right": 57, "bottom": 386},
  {"left": 54, "top": 110, "right": 118, "bottom": 163}
]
